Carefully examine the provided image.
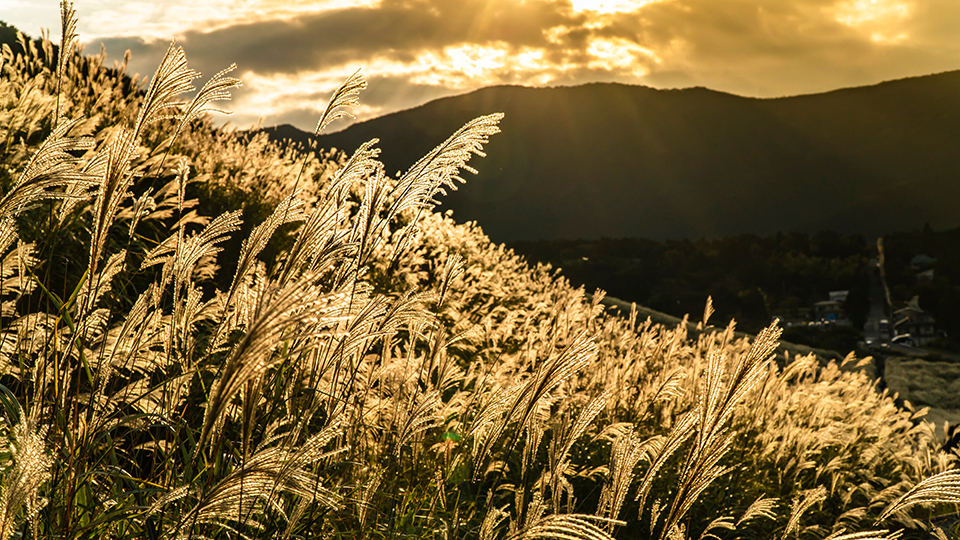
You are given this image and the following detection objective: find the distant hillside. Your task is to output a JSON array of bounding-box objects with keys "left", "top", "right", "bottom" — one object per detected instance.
[{"left": 262, "top": 72, "right": 960, "bottom": 243}]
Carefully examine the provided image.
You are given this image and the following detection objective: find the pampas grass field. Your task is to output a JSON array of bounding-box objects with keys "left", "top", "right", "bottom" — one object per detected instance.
[{"left": 0, "top": 3, "right": 958, "bottom": 538}]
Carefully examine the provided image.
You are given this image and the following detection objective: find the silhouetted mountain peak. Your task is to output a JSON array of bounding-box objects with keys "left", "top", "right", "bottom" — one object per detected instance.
[{"left": 261, "top": 71, "right": 960, "bottom": 242}]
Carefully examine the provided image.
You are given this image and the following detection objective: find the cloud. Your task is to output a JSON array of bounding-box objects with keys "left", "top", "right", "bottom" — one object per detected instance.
[
  {"left": 631, "top": 0, "right": 960, "bottom": 95},
  {"left": 78, "top": 0, "right": 382, "bottom": 42},
  {"left": 11, "top": 0, "right": 955, "bottom": 131}
]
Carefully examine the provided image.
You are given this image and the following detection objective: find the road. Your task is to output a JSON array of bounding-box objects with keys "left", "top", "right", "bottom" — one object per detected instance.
[{"left": 863, "top": 257, "right": 887, "bottom": 345}]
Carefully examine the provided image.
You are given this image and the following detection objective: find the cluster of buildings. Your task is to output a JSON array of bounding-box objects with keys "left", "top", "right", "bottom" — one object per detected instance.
[
  {"left": 887, "top": 296, "right": 937, "bottom": 346},
  {"left": 881, "top": 254, "right": 939, "bottom": 347},
  {"left": 812, "top": 290, "right": 852, "bottom": 326},
  {"left": 774, "top": 254, "right": 942, "bottom": 349}
]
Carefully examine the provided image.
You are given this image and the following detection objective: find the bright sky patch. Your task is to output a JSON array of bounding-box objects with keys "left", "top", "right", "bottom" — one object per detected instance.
[
  {"left": 569, "top": 0, "right": 664, "bottom": 14},
  {"left": 832, "top": 0, "right": 912, "bottom": 27}
]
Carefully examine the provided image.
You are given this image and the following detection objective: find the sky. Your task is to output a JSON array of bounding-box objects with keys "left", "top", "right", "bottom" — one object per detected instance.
[{"left": 3, "top": 0, "right": 959, "bottom": 131}]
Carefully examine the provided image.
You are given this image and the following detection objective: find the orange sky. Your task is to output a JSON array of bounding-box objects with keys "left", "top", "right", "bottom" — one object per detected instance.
[{"left": 4, "top": 0, "right": 959, "bottom": 130}]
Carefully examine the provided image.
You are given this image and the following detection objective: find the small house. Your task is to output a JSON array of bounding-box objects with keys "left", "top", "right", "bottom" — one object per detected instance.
[
  {"left": 893, "top": 296, "right": 936, "bottom": 346},
  {"left": 910, "top": 254, "right": 937, "bottom": 271},
  {"left": 829, "top": 290, "right": 849, "bottom": 303},
  {"left": 813, "top": 300, "right": 850, "bottom": 325}
]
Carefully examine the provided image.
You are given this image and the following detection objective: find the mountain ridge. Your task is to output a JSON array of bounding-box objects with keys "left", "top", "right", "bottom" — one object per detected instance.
[{"left": 261, "top": 71, "right": 960, "bottom": 242}]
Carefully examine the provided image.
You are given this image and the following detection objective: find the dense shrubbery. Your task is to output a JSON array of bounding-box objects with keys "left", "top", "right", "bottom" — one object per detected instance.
[{"left": 0, "top": 7, "right": 958, "bottom": 539}]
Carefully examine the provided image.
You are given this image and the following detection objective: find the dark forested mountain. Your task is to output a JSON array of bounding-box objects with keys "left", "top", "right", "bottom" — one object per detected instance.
[{"left": 263, "top": 72, "right": 960, "bottom": 243}]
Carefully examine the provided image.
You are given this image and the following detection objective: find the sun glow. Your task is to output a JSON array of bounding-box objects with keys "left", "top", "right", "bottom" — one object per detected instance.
[
  {"left": 234, "top": 42, "right": 565, "bottom": 125},
  {"left": 830, "top": 0, "right": 913, "bottom": 45},
  {"left": 569, "top": 0, "right": 664, "bottom": 15},
  {"left": 832, "top": 0, "right": 912, "bottom": 27},
  {"left": 411, "top": 43, "right": 559, "bottom": 87},
  {"left": 587, "top": 37, "right": 659, "bottom": 76}
]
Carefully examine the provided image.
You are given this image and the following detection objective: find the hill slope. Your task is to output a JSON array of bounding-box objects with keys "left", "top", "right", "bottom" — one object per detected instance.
[{"left": 265, "top": 72, "right": 960, "bottom": 242}]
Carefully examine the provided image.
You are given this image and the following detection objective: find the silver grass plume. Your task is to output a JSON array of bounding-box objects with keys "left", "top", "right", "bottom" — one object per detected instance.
[
  {"left": 175, "top": 157, "right": 188, "bottom": 213},
  {"left": 520, "top": 410, "right": 548, "bottom": 517},
  {"left": 0, "top": 414, "right": 53, "bottom": 540},
  {"left": 376, "top": 287, "right": 437, "bottom": 337},
  {"left": 275, "top": 198, "right": 348, "bottom": 286},
  {"left": 386, "top": 114, "right": 502, "bottom": 260},
  {"left": 133, "top": 41, "right": 199, "bottom": 140},
  {"left": 312, "top": 289, "right": 433, "bottom": 409},
  {"left": 150, "top": 64, "right": 242, "bottom": 180},
  {"left": 480, "top": 505, "right": 510, "bottom": 540},
  {"left": 657, "top": 322, "right": 781, "bottom": 540},
  {"left": 55, "top": 0, "right": 78, "bottom": 122},
  {"left": 57, "top": 141, "right": 110, "bottom": 224},
  {"left": 76, "top": 249, "right": 126, "bottom": 316},
  {"left": 395, "top": 390, "right": 443, "bottom": 456},
  {"left": 94, "top": 283, "right": 160, "bottom": 395},
  {"left": 634, "top": 412, "right": 697, "bottom": 515},
  {"left": 698, "top": 295, "right": 714, "bottom": 330},
  {"left": 437, "top": 252, "right": 465, "bottom": 308},
  {"left": 556, "top": 391, "right": 610, "bottom": 468},
  {"left": 282, "top": 499, "right": 311, "bottom": 540},
  {"left": 215, "top": 191, "right": 308, "bottom": 364},
  {"left": 316, "top": 289, "right": 435, "bottom": 416},
  {"left": 153, "top": 419, "right": 346, "bottom": 537},
  {"left": 355, "top": 471, "right": 383, "bottom": 531},
  {"left": 134, "top": 161, "right": 195, "bottom": 226},
  {"left": 323, "top": 138, "right": 381, "bottom": 205},
  {"left": 635, "top": 368, "right": 686, "bottom": 422},
  {"left": 699, "top": 516, "right": 735, "bottom": 540},
  {"left": 279, "top": 70, "right": 366, "bottom": 258},
  {"left": 0, "top": 219, "right": 17, "bottom": 259},
  {"left": 876, "top": 468, "right": 960, "bottom": 523},
  {"left": 178, "top": 64, "right": 241, "bottom": 126},
  {"left": 550, "top": 391, "right": 610, "bottom": 511},
  {"left": 141, "top": 209, "right": 243, "bottom": 292},
  {"left": 698, "top": 323, "right": 782, "bottom": 448},
  {"left": 824, "top": 530, "right": 904, "bottom": 540},
  {"left": 505, "top": 514, "right": 621, "bottom": 540},
  {"left": 0, "top": 220, "right": 32, "bottom": 315},
  {"left": 472, "top": 331, "right": 596, "bottom": 477},
  {"left": 198, "top": 276, "right": 350, "bottom": 451},
  {"left": 650, "top": 499, "right": 664, "bottom": 536},
  {"left": 598, "top": 426, "right": 644, "bottom": 531},
  {"left": 736, "top": 495, "right": 779, "bottom": 526},
  {"left": 128, "top": 188, "right": 157, "bottom": 238},
  {"left": 227, "top": 191, "right": 306, "bottom": 302},
  {"left": 0, "top": 116, "right": 94, "bottom": 219},
  {"left": 87, "top": 127, "right": 137, "bottom": 278},
  {"left": 278, "top": 140, "right": 380, "bottom": 284},
  {"left": 351, "top": 160, "right": 391, "bottom": 268},
  {"left": 666, "top": 523, "right": 686, "bottom": 540},
  {"left": 314, "top": 70, "right": 367, "bottom": 135},
  {"left": 931, "top": 526, "right": 950, "bottom": 540},
  {"left": 392, "top": 113, "right": 504, "bottom": 215},
  {"left": 174, "top": 281, "right": 220, "bottom": 361},
  {"left": 781, "top": 486, "right": 827, "bottom": 540},
  {"left": 143, "top": 213, "right": 241, "bottom": 367}
]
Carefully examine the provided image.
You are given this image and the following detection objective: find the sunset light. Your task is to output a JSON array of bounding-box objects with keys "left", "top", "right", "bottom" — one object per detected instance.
[
  {"left": 3, "top": 0, "right": 957, "bottom": 130},
  {"left": 832, "top": 0, "right": 912, "bottom": 27},
  {"left": 569, "top": 0, "right": 664, "bottom": 14},
  {"left": 587, "top": 37, "right": 659, "bottom": 76},
  {"left": 3, "top": 1, "right": 960, "bottom": 538}
]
